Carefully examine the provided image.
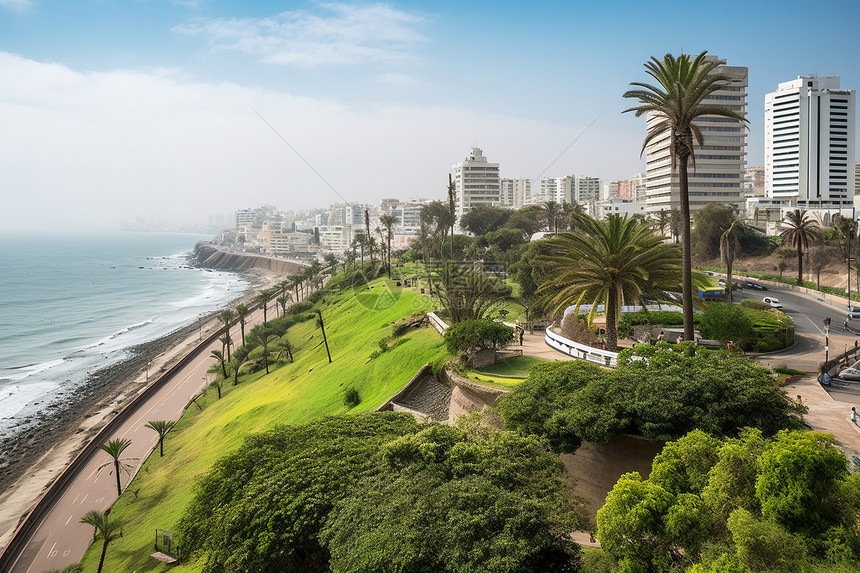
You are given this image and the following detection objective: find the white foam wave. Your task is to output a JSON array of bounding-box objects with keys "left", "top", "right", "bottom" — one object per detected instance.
[{"left": 0, "top": 358, "right": 66, "bottom": 382}]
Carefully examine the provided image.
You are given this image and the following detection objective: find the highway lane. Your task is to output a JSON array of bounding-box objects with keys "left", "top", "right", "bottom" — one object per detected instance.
[
  {"left": 730, "top": 278, "right": 860, "bottom": 402},
  {"left": 6, "top": 301, "right": 272, "bottom": 573}
]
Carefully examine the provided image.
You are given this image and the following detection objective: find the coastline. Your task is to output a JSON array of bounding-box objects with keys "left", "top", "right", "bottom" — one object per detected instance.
[{"left": 0, "top": 267, "right": 280, "bottom": 549}]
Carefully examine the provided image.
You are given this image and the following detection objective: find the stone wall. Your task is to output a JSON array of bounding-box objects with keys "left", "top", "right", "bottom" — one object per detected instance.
[{"left": 194, "top": 244, "right": 308, "bottom": 274}]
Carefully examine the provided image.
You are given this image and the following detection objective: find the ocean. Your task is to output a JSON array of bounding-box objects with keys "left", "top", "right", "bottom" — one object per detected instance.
[{"left": 0, "top": 232, "right": 248, "bottom": 437}]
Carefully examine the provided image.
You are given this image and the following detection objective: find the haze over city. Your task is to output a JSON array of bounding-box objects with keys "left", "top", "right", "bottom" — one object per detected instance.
[{"left": 1, "top": 0, "right": 858, "bottom": 231}]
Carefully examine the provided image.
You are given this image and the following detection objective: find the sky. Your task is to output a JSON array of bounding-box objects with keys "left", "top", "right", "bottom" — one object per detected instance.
[{"left": 1, "top": 0, "right": 859, "bottom": 231}]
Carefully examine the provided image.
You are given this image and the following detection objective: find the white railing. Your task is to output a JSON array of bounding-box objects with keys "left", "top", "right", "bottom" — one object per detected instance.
[
  {"left": 545, "top": 327, "right": 619, "bottom": 367},
  {"left": 427, "top": 312, "right": 449, "bottom": 334}
]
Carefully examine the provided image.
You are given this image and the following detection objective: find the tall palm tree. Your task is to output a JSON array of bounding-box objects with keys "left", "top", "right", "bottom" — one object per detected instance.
[
  {"left": 210, "top": 349, "right": 228, "bottom": 379},
  {"left": 624, "top": 51, "right": 748, "bottom": 341},
  {"left": 144, "top": 420, "right": 176, "bottom": 457},
  {"left": 365, "top": 208, "right": 374, "bottom": 268},
  {"left": 379, "top": 214, "right": 397, "bottom": 278},
  {"left": 541, "top": 201, "right": 562, "bottom": 234},
  {"left": 720, "top": 220, "right": 742, "bottom": 302},
  {"left": 316, "top": 309, "right": 332, "bottom": 363},
  {"left": 539, "top": 214, "right": 704, "bottom": 350},
  {"left": 255, "top": 290, "right": 272, "bottom": 324},
  {"left": 447, "top": 174, "right": 457, "bottom": 260},
  {"left": 230, "top": 348, "right": 249, "bottom": 385},
  {"left": 235, "top": 303, "right": 249, "bottom": 347},
  {"left": 779, "top": 209, "right": 821, "bottom": 286},
  {"left": 80, "top": 510, "right": 122, "bottom": 573},
  {"left": 100, "top": 437, "right": 133, "bottom": 497},
  {"left": 218, "top": 309, "right": 235, "bottom": 361},
  {"left": 277, "top": 293, "right": 291, "bottom": 316}
]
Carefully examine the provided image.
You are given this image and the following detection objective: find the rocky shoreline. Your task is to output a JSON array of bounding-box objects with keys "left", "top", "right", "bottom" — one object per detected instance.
[{"left": 0, "top": 319, "right": 207, "bottom": 495}]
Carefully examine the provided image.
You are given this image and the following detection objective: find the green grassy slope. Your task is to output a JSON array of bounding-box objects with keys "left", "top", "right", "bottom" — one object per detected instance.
[{"left": 80, "top": 276, "right": 450, "bottom": 572}]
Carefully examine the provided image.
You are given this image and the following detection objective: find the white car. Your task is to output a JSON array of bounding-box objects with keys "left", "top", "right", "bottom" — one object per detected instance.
[
  {"left": 838, "top": 366, "right": 860, "bottom": 381},
  {"left": 762, "top": 296, "right": 783, "bottom": 309}
]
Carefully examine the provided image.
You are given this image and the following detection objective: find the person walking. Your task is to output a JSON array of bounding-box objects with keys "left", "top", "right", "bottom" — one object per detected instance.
[
  {"left": 852, "top": 407, "right": 857, "bottom": 425},
  {"left": 656, "top": 331, "right": 664, "bottom": 342}
]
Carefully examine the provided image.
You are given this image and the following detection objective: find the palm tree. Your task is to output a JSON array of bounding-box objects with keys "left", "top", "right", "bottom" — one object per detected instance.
[
  {"left": 447, "top": 174, "right": 456, "bottom": 260},
  {"left": 539, "top": 214, "right": 704, "bottom": 351},
  {"left": 277, "top": 293, "right": 291, "bottom": 316},
  {"left": 100, "top": 438, "right": 133, "bottom": 497},
  {"left": 80, "top": 510, "right": 122, "bottom": 573},
  {"left": 218, "top": 309, "right": 235, "bottom": 361},
  {"left": 316, "top": 309, "right": 332, "bottom": 363},
  {"left": 144, "top": 420, "right": 176, "bottom": 457},
  {"left": 230, "top": 348, "right": 249, "bottom": 385},
  {"left": 779, "top": 209, "right": 821, "bottom": 286},
  {"left": 379, "top": 214, "right": 397, "bottom": 278},
  {"left": 235, "top": 303, "right": 249, "bottom": 346},
  {"left": 541, "top": 201, "right": 562, "bottom": 234},
  {"left": 624, "top": 51, "right": 748, "bottom": 342},
  {"left": 720, "top": 220, "right": 742, "bottom": 302},
  {"left": 255, "top": 289, "right": 272, "bottom": 324},
  {"left": 365, "top": 208, "right": 374, "bottom": 268},
  {"left": 210, "top": 349, "right": 228, "bottom": 379}
]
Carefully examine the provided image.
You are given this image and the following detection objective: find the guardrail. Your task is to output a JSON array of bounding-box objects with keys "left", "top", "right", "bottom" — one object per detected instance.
[
  {"left": 0, "top": 324, "right": 227, "bottom": 572},
  {"left": 427, "top": 312, "right": 449, "bottom": 334},
  {"left": 544, "top": 327, "right": 619, "bottom": 367}
]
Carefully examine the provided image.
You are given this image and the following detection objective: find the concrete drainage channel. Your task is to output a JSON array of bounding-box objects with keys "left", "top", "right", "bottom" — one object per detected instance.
[{"left": 379, "top": 365, "right": 507, "bottom": 424}]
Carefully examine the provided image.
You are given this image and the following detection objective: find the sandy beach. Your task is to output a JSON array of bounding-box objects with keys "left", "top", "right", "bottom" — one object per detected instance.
[{"left": 0, "top": 268, "right": 279, "bottom": 550}]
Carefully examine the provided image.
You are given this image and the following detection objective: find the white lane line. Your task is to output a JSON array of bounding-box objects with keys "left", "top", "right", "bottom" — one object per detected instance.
[
  {"left": 45, "top": 541, "right": 56, "bottom": 558},
  {"left": 65, "top": 514, "right": 73, "bottom": 525},
  {"left": 79, "top": 494, "right": 88, "bottom": 505},
  {"left": 72, "top": 494, "right": 80, "bottom": 504}
]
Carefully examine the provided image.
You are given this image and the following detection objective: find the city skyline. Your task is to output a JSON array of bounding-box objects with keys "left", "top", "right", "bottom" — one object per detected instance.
[{"left": 1, "top": 0, "right": 858, "bottom": 231}]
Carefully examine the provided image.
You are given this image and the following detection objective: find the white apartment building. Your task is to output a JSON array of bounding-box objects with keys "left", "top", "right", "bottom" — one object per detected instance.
[
  {"left": 765, "top": 76, "right": 856, "bottom": 209},
  {"left": 500, "top": 178, "right": 531, "bottom": 208},
  {"left": 391, "top": 201, "right": 425, "bottom": 236},
  {"left": 540, "top": 177, "right": 571, "bottom": 204},
  {"left": 532, "top": 176, "right": 600, "bottom": 207},
  {"left": 644, "top": 55, "right": 748, "bottom": 212},
  {"left": 452, "top": 147, "right": 501, "bottom": 222},
  {"left": 597, "top": 198, "right": 648, "bottom": 219}
]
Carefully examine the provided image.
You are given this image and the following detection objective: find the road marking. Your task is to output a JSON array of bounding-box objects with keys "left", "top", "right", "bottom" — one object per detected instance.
[
  {"left": 45, "top": 542, "right": 56, "bottom": 558},
  {"left": 72, "top": 494, "right": 80, "bottom": 504},
  {"left": 79, "top": 494, "right": 87, "bottom": 505},
  {"left": 65, "top": 514, "right": 73, "bottom": 525}
]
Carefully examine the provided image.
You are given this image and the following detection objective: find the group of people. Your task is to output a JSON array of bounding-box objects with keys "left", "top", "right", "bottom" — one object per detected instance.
[{"left": 641, "top": 330, "right": 685, "bottom": 345}]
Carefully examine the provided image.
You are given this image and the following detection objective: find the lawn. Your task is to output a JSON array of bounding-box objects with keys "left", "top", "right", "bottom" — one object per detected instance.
[
  {"left": 462, "top": 356, "right": 549, "bottom": 390},
  {"left": 80, "top": 274, "right": 451, "bottom": 572}
]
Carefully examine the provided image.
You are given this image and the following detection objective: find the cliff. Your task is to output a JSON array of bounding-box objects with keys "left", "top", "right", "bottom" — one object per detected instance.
[{"left": 194, "top": 244, "right": 309, "bottom": 274}]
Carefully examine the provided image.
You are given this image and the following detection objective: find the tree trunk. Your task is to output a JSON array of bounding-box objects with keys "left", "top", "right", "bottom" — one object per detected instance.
[
  {"left": 97, "top": 539, "right": 108, "bottom": 573},
  {"left": 679, "top": 157, "right": 695, "bottom": 342},
  {"left": 605, "top": 284, "right": 618, "bottom": 351},
  {"left": 725, "top": 260, "right": 733, "bottom": 303},
  {"left": 113, "top": 459, "right": 122, "bottom": 497},
  {"left": 159, "top": 438, "right": 164, "bottom": 457},
  {"left": 797, "top": 244, "right": 803, "bottom": 286}
]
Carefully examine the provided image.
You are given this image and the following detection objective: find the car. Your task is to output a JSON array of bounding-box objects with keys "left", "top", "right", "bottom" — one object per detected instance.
[
  {"left": 762, "top": 296, "right": 782, "bottom": 308},
  {"left": 745, "top": 281, "right": 768, "bottom": 291},
  {"left": 718, "top": 278, "right": 740, "bottom": 290},
  {"left": 848, "top": 312, "right": 860, "bottom": 320},
  {"left": 838, "top": 366, "right": 860, "bottom": 381}
]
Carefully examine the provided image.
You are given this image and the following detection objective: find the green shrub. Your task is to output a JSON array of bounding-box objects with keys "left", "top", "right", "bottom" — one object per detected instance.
[{"left": 343, "top": 388, "right": 360, "bottom": 408}]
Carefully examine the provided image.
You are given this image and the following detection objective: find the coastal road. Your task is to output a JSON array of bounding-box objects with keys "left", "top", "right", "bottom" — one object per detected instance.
[
  {"left": 730, "top": 279, "right": 860, "bottom": 401},
  {"left": 4, "top": 303, "right": 271, "bottom": 573}
]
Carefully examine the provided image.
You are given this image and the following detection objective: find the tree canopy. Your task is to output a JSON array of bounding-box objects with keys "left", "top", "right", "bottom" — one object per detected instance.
[
  {"left": 595, "top": 428, "right": 860, "bottom": 572},
  {"left": 180, "top": 413, "right": 586, "bottom": 573},
  {"left": 497, "top": 346, "right": 802, "bottom": 453}
]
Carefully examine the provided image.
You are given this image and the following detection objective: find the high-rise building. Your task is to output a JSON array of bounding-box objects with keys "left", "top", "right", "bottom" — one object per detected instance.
[
  {"left": 540, "top": 177, "right": 572, "bottom": 204},
  {"left": 643, "top": 55, "right": 748, "bottom": 212},
  {"left": 452, "top": 147, "right": 500, "bottom": 222},
  {"left": 764, "top": 76, "right": 856, "bottom": 208},
  {"left": 500, "top": 178, "right": 531, "bottom": 208}
]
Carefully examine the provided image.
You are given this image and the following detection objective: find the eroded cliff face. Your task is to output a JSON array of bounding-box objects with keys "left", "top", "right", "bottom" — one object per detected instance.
[{"left": 194, "top": 244, "right": 308, "bottom": 274}]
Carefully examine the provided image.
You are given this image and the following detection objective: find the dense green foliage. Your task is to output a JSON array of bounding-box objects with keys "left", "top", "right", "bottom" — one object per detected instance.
[
  {"left": 594, "top": 429, "right": 860, "bottom": 572},
  {"left": 179, "top": 414, "right": 586, "bottom": 573},
  {"left": 497, "top": 346, "right": 801, "bottom": 453},
  {"left": 698, "top": 302, "right": 794, "bottom": 351},
  {"left": 444, "top": 318, "right": 514, "bottom": 359},
  {"left": 321, "top": 418, "right": 586, "bottom": 573}
]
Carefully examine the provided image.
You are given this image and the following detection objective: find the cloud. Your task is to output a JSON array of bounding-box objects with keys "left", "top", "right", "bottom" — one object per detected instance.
[
  {"left": 377, "top": 72, "right": 420, "bottom": 87},
  {"left": 173, "top": 2, "right": 428, "bottom": 68},
  {"left": 0, "top": 53, "right": 644, "bottom": 232},
  {"left": 0, "top": 0, "right": 32, "bottom": 13}
]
